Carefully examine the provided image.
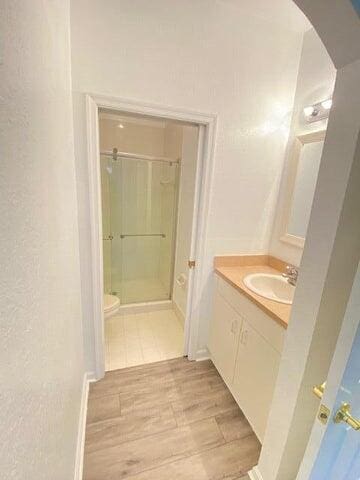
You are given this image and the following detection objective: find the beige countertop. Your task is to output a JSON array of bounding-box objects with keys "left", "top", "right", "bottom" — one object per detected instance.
[{"left": 214, "top": 255, "right": 292, "bottom": 329}]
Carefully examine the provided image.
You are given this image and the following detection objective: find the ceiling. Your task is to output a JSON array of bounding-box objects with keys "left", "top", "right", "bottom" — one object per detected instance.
[{"left": 216, "top": 0, "right": 312, "bottom": 33}]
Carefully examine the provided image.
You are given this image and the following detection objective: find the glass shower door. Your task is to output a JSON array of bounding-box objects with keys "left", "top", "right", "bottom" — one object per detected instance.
[{"left": 101, "top": 153, "right": 179, "bottom": 305}]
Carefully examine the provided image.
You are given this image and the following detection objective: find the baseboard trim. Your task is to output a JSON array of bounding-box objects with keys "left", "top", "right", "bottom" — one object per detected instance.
[
  {"left": 195, "top": 347, "right": 210, "bottom": 361},
  {"left": 74, "top": 372, "right": 92, "bottom": 480},
  {"left": 173, "top": 300, "right": 185, "bottom": 328},
  {"left": 249, "top": 466, "right": 264, "bottom": 480}
]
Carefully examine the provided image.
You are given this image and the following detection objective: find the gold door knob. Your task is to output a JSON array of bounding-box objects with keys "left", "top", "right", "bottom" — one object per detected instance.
[{"left": 334, "top": 403, "right": 360, "bottom": 431}]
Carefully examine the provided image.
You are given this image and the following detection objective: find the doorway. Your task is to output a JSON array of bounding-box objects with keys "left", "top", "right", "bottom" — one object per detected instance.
[
  {"left": 86, "top": 95, "right": 216, "bottom": 378},
  {"left": 99, "top": 110, "right": 199, "bottom": 370}
]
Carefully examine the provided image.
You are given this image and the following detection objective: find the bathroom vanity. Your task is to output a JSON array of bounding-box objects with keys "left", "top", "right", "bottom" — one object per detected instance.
[{"left": 208, "top": 255, "right": 293, "bottom": 442}]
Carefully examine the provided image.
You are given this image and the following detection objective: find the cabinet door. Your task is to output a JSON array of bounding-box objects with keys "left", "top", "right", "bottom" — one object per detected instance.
[
  {"left": 233, "top": 320, "right": 281, "bottom": 441},
  {"left": 208, "top": 288, "right": 242, "bottom": 386}
]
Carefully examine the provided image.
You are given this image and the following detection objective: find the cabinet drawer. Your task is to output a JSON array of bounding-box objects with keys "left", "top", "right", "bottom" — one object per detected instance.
[{"left": 217, "top": 276, "right": 285, "bottom": 353}]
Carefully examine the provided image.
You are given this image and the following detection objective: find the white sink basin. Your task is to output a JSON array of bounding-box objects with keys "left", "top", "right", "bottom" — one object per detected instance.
[{"left": 243, "top": 273, "right": 295, "bottom": 305}]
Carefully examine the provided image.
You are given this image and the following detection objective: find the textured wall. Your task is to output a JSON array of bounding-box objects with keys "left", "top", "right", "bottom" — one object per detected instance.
[
  {"left": 0, "top": 1, "right": 84, "bottom": 479},
  {"left": 71, "top": 0, "right": 306, "bottom": 366}
]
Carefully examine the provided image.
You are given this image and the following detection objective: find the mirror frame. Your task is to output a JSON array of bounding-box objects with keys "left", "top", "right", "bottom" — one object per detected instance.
[{"left": 280, "top": 129, "right": 326, "bottom": 248}]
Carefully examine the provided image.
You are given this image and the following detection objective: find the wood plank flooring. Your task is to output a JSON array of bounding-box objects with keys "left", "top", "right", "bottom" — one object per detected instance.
[{"left": 84, "top": 357, "right": 260, "bottom": 480}]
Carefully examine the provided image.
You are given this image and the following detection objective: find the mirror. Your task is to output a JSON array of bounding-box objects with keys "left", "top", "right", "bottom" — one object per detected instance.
[{"left": 281, "top": 130, "right": 325, "bottom": 247}]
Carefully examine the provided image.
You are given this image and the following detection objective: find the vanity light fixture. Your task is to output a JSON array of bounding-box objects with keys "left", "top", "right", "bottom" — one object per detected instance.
[{"left": 303, "top": 98, "right": 332, "bottom": 123}]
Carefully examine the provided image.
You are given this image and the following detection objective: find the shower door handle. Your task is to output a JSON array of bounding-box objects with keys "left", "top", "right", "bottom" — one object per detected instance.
[{"left": 120, "top": 233, "right": 166, "bottom": 239}]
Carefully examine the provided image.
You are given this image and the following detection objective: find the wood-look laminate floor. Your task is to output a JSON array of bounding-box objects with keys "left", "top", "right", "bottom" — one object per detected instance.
[{"left": 84, "top": 357, "right": 260, "bottom": 480}]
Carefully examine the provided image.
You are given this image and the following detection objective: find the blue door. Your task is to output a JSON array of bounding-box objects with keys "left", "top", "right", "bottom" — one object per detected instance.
[
  {"left": 309, "top": 318, "right": 360, "bottom": 479},
  {"left": 296, "top": 265, "right": 360, "bottom": 480},
  {"left": 351, "top": 0, "right": 360, "bottom": 16}
]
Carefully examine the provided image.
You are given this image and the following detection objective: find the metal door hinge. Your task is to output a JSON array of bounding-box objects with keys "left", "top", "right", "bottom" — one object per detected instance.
[{"left": 188, "top": 260, "right": 196, "bottom": 269}]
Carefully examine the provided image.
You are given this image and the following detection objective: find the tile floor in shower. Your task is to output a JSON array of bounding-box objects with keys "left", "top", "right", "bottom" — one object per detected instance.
[{"left": 105, "top": 308, "right": 185, "bottom": 371}]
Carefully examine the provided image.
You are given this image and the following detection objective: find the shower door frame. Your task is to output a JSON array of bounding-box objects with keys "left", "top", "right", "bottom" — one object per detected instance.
[{"left": 86, "top": 93, "right": 217, "bottom": 379}]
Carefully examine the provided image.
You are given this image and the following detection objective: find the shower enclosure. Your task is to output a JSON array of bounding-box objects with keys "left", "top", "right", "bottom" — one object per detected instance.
[{"left": 101, "top": 150, "right": 179, "bottom": 305}]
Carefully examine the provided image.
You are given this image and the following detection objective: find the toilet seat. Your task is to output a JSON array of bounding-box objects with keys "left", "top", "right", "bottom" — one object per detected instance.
[{"left": 104, "top": 294, "right": 120, "bottom": 319}]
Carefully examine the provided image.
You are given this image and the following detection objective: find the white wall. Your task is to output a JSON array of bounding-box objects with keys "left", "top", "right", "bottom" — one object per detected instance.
[
  {"left": 0, "top": 1, "right": 84, "bottom": 479},
  {"left": 70, "top": 0, "right": 306, "bottom": 367},
  {"left": 269, "top": 28, "right": 336, "bottom": 266}
]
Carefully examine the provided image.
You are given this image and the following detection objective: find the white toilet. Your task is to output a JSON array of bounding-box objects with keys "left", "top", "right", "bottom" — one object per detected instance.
[{"left": 104, "top": 294, "right": 120, "bottom": 319}]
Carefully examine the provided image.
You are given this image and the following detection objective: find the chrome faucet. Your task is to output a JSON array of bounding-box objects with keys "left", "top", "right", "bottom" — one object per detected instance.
[{"left": 282, "top": 265, "right": 298, "bottom": 286}]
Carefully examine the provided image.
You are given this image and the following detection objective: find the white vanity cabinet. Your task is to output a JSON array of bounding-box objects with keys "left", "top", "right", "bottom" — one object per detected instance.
[{"left": 208, "top": 275, "right": 286, "bottom": 442}]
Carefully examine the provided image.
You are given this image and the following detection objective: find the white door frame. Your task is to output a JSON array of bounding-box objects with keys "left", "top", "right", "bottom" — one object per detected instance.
[{"left": 86, "top": 93, "right": 217, "bottom": 379}]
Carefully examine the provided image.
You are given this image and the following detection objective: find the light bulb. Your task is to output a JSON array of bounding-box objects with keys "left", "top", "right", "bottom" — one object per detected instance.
[
  {"left": 321, "top": 99, "right": 332, "bottom": 110},
  {"left": 117, "top": 123, "right": 124, "bottom": 129},
  {"left": 303, "top": 106, "right": 315, "bottom": 117}
]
